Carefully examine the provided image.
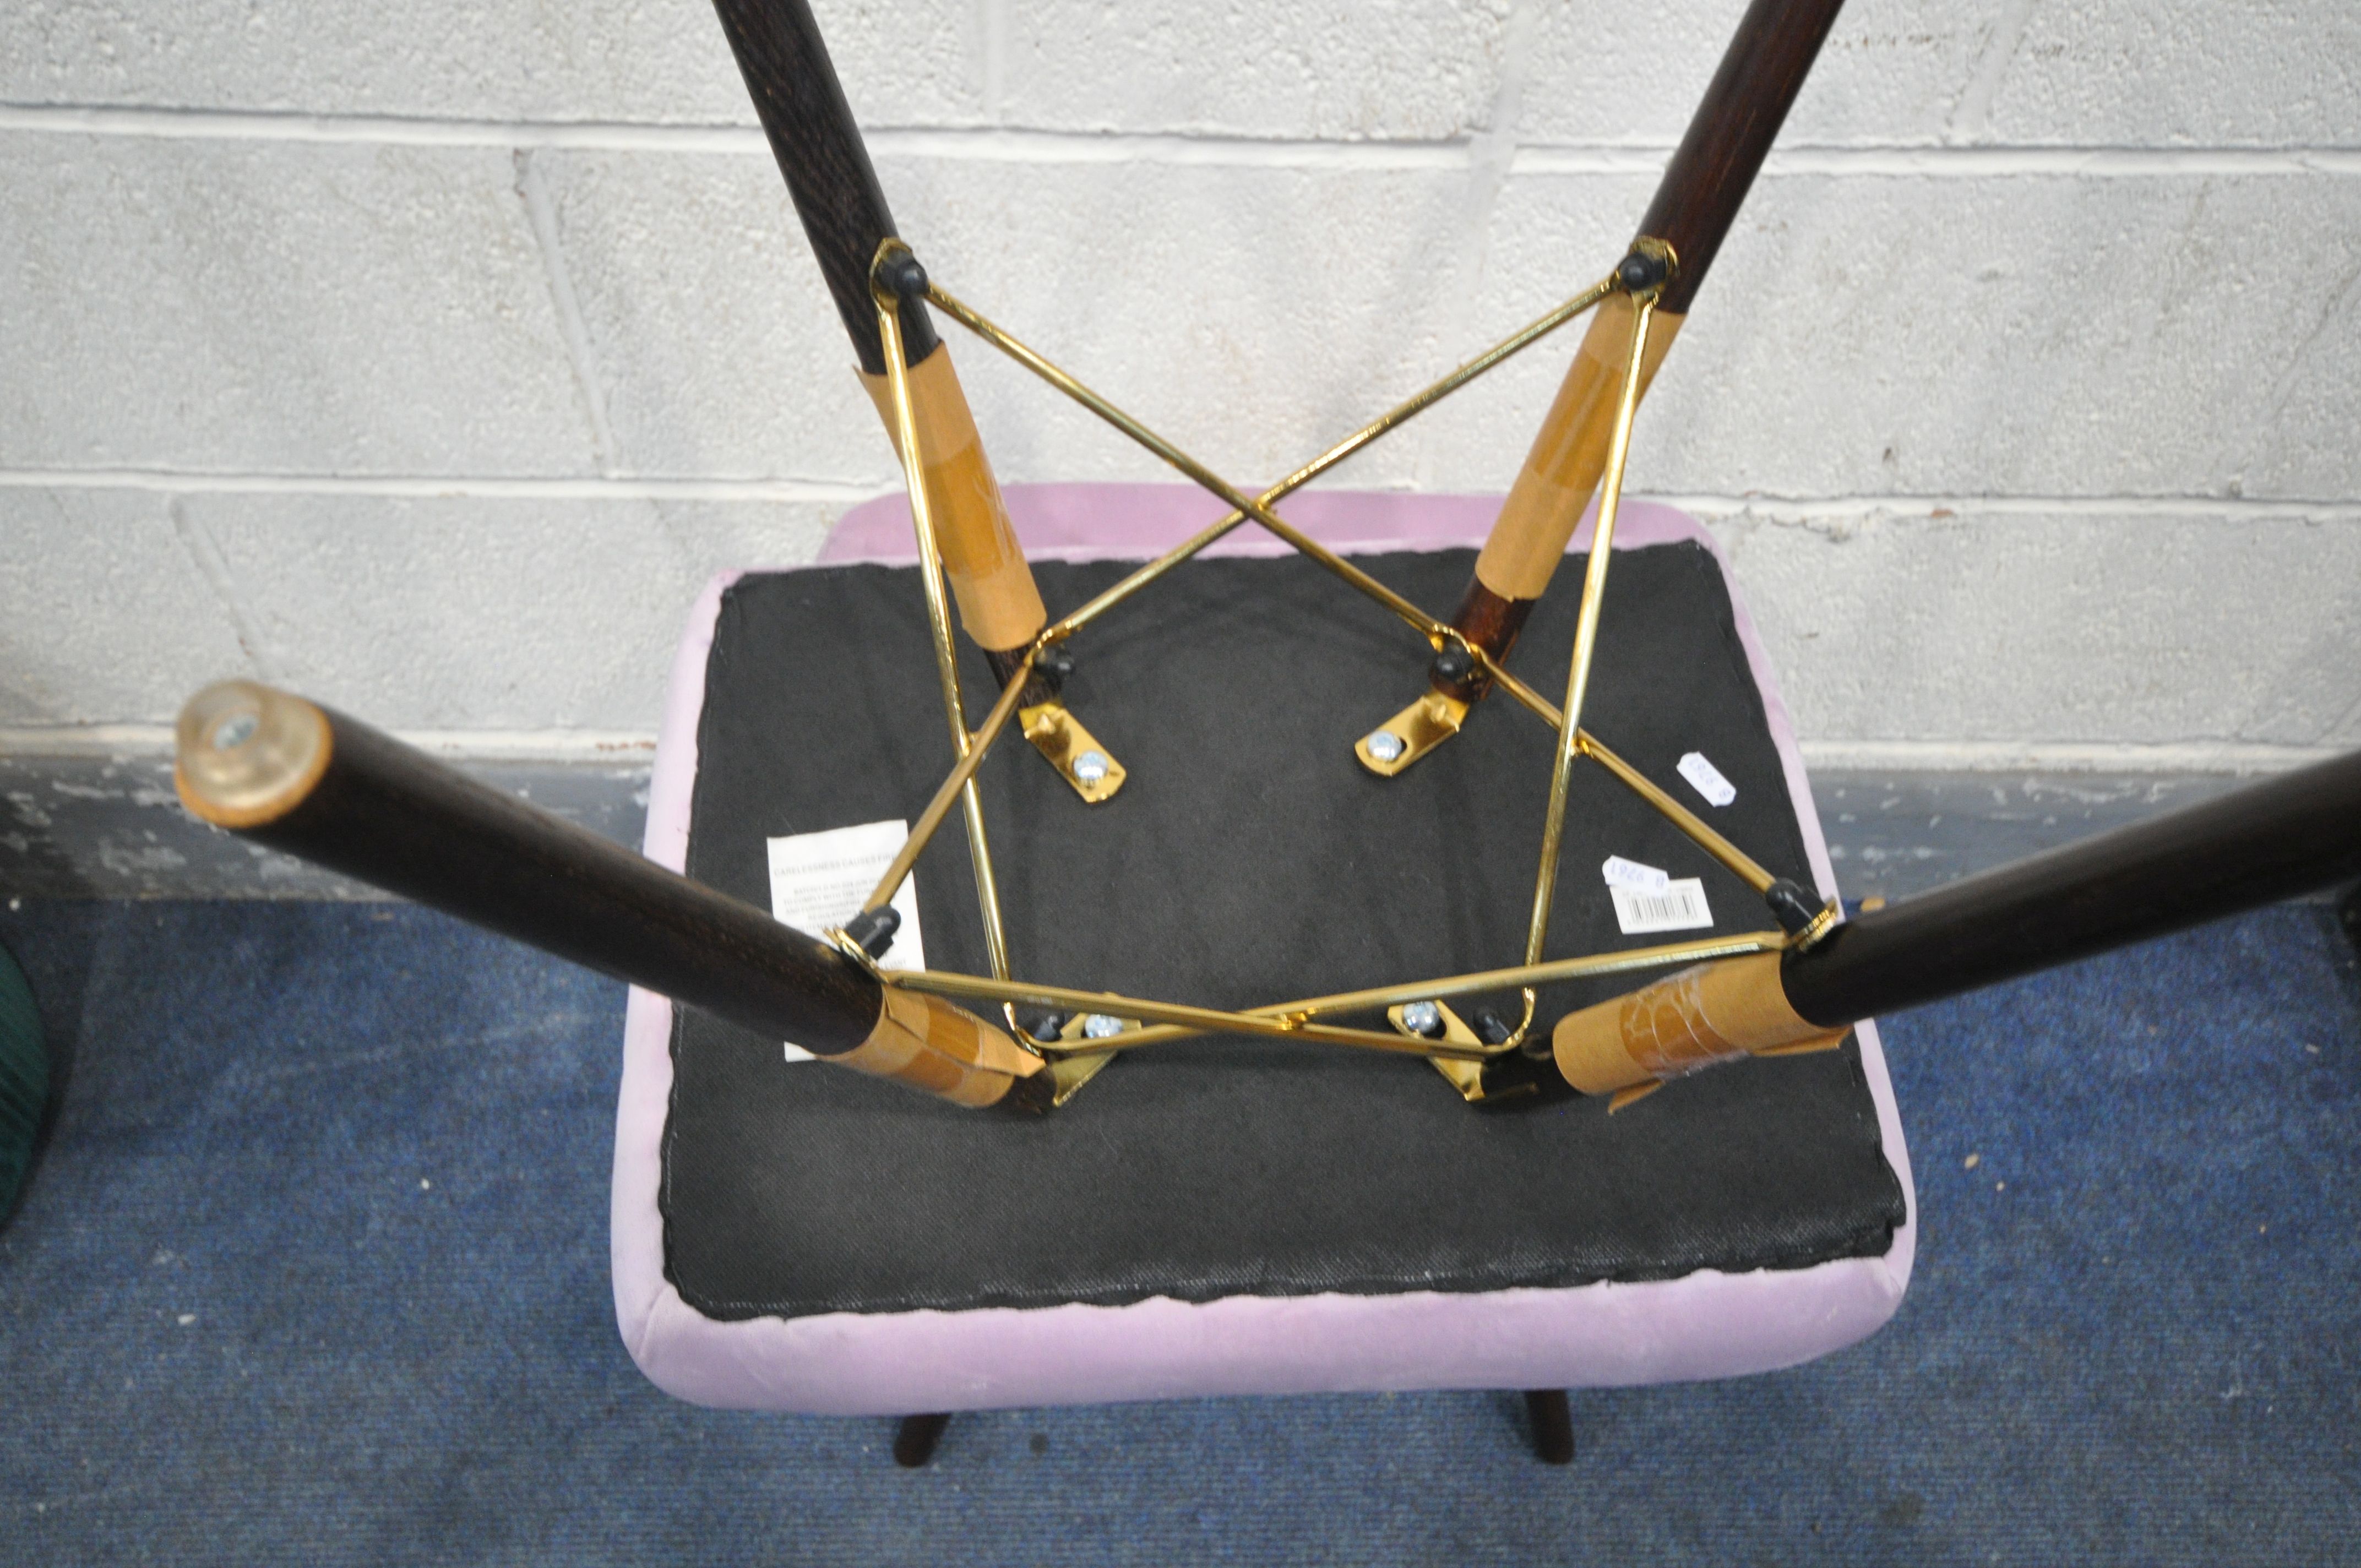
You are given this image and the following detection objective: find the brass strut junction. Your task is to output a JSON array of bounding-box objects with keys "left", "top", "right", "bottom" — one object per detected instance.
[{"left": 845, "top": 236, "right": 1841, "bottom": 1104}]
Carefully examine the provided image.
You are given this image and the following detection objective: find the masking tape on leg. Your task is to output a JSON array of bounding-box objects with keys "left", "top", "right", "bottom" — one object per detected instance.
[
  {"left": 1474, "top": 297, "right": 1683, "bottom": 603},
  {"left": 860, "top": 343, "right": 1047, "bottom": 653},
  {"left": 1550, "top": 951, "right": 1845, "bottom": 1096},
  {"left": 836, "top": 988, "right": 1046, "bottom": 1109}
]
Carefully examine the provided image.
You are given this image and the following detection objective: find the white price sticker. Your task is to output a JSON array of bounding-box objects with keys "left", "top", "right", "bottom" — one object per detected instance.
[
  {"left": 1601, "top": 855, "right": 1671, "bottom": 893},
  {"left": 766, "top": 820, "right": 926, "bottom": 1061},
  {"left": 1610, "top": 878, "right": 1715, "bottom": 935},
  {"left": 1677, "top": 751, "right": 1737, "bottom": 807}
]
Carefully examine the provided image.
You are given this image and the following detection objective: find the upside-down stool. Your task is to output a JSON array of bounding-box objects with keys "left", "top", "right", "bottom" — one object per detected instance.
[{"left": 610, "top": 483, "right": 1916, "bottom": 1464}]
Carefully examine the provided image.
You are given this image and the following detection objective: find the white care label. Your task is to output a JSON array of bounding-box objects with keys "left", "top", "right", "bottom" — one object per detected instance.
[
  {"left": 766, "top": 820, "right": 926, "bottom": 1061},
  {"left": 1611, "top": 878, "right": 1714, "bottom": 935},
  {"left": 1601, "top": 855, "right": 1671, "bottom": 893},
  {"left": 1677, "top": 751, "right": 1737, "bottom": 807}
]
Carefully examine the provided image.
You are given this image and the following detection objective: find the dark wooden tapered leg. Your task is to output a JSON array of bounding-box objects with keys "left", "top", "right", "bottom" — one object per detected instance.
[
  {"left": 893, "top": 1412, "right": 951, "bottom": 1468},
  {"left": 1524, "top": 1389, "right": 1575, "bottom": 1465}
]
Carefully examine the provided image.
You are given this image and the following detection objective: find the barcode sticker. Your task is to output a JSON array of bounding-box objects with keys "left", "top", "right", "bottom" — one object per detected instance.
[
  {"left": 1611, "top": 878, "right": 1714, "bottom": 934},
  {"left": 1677, "top": 751, "right": 1737, "bottom": 807},
  {"left": 1601, "top": 855, "right": 1670, "bottom": 892},
  {"left": 766, "top": 820, "right": 926, "bottom": 1061}
]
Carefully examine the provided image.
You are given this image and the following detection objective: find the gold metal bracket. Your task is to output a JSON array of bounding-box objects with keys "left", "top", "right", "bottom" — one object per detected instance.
[
  {"left": 1019, "top": 700, "right": 1127, "bottom": 803},
  {"left": 1356, "top": 690, "right": 1469, "bottom": 777},
  {"left": 1386, "top": 999, "right": 1516, "bottom": 1104},
  {"left": 1789, "top": 900, "right": 1843, "bottom": 951},
  {"left": 1041, "top": 1010, "right": 1138, "bottom": 1106}
]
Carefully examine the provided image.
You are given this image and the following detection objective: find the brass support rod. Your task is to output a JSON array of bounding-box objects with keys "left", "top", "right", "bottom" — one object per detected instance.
[
  {"left": 1484, "top": 662, "right": 1564, "bottom": 726},
  {"left": 876, "top": 260, "right": 1777, "bottom": 1040},
  {"left": 879, "top": 970, "right": 1494, "bottom": 1061},
  {"left": 1439, "top": 652, "right": 1775, "bottom": 894},
  {"left": 874, "top": 271, "right": 1011, "bottom": 981},
  {"left": 923, "top": 273, "right": 1597, "bottom": 744},
  {"left": 1524, "top": 291, "right": 1658, "bottom": 970},
  {"left": 1577, "top": 729, "right": 1777, "bottom": 894},
  {"left": 925, "top": 282, "right": 1448, "bottom": 643},
  {"left": 862, "top": 645, "right": 1038, "bottom": 915},
  {"left": 1042, "top": 929, "right": 1787, "bottom": 1052},
  {"left": 1041, "top": 275, "right": 1619, "bottom": 642}
]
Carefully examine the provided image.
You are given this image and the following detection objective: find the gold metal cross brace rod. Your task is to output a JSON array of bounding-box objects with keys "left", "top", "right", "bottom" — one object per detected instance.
[
  {"left": 1032, "top": 274, "right": 1620, "bottom": 644},
  {"left": 859, "top": 242, "right": 1798, "bottom": 1077},
  {"left": 1525, "top": 287, "right": 1658, "bottom": 973},
  {"left": 946, "top": 253, "right": 1766, "bottom": 915},
  {"left": 880, "top": 261, "right": 1774, "bottom": 960},
  {"left": 936, "top": 265, "right": 1609, "bottom": 782},
  {"left": 1579, "top": 730, "right": 1776, "bottom": 894},
  {"left": 877, "top": 968, "right": 1497, "bottom": 1061},
  {"left": 926, "top": 282, "right": 1452, "bottom": 644},
  {"left": 862, "top": 644, "right": 1038, "bottom": 917},
  {"left": 1438, "top": 666, "right": 1777, "bottom": 894},
  {"left": 1069, "top": 927, "right": 1788, "bottom": 1052},
  {"left": 874, "top": 278, "right": 1013, "bottom": 982}
]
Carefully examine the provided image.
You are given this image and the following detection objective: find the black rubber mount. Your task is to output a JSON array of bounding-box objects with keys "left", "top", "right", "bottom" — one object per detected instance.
[
  {"left": 1614, "top": 247, "right": 1669, "bottom": 293},
  {"left": 1037, "top": 643, "right": 1076, "bottom": 692},
  {"left": 1471, "top": 1007, "right": 1514, "bottom": 1048},
  {"left": 1016, "top": 1007, "right": 1070, "bottom": 1044},
  {"left": 1428, "top": 642, "right": 1476, "bottom": 687},
  {"left": 875, "top": 248, "right": 930, "bottom": 303},
  {"left": 1472, "top": 1049, "right": 1584, "bottom": 1112},
  {"left": 1764, "top": 878, "right": 1821, "bottom": 937},
  {"left": 842, "top": 906, "right": 900, "bottom": 959}
]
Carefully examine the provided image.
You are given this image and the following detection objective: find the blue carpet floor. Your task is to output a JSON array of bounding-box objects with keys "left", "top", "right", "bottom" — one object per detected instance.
[{"left": 1, "top": 899, "right": 2355, "bottom": 1565}]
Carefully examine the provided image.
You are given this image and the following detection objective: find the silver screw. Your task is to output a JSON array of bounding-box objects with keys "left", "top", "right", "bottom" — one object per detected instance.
[
  {"left": 1080, "top": 1013, "right": 1125, "bottom": 1039},
  {"left": 213, "top": 713, "right": 259, "bottom": 750},
  {"left": 1401, "top": 1000, "right": 1442, "bottom": 1037},
  {"left": 1364, "top": 730, "right": 1406, "bottom": 763},
  {"left": 1073, "top": 749, "right": 1110, "bottom": 785}
]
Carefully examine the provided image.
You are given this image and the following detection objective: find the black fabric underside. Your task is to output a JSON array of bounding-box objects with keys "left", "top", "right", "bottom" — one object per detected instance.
[{"left": 663, "top": 544, "right": 1906, "bottom": 1321}]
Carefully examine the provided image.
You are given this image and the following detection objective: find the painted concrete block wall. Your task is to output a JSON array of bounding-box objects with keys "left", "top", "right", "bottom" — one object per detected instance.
[{"left": 3, "top": 0, "right": 2357, "bottom": 767}]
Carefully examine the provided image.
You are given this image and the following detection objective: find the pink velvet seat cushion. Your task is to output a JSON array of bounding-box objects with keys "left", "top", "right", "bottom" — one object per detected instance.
[{"left": 611, "top": 484, "right": 1916, "bottom": 1414}]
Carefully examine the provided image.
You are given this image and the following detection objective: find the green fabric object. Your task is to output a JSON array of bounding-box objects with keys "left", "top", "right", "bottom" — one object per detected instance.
[{"left": 0, "top": 940, "right": 46, "bottom": 1219}]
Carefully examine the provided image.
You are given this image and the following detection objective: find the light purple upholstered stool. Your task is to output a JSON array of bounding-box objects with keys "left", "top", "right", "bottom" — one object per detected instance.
[{"left": 612, "top": 484, "right": 1916, "bottom": 1460}]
